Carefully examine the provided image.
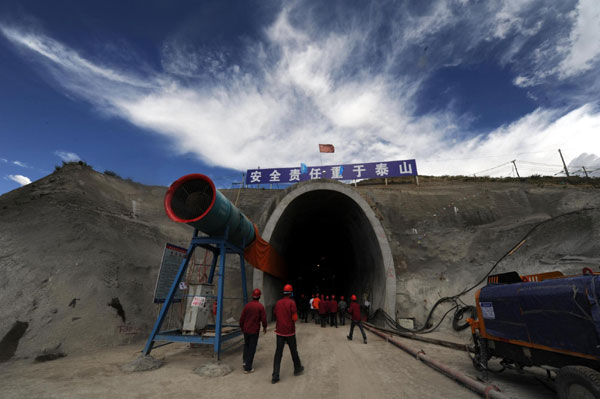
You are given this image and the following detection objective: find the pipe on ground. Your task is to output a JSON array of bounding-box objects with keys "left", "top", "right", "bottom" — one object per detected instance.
[
  {"left": 364, "top": 325, "right": 511, "bottom": 399},
  {"left": 363, "top": 321, "right": 475, "bottom": 353}
]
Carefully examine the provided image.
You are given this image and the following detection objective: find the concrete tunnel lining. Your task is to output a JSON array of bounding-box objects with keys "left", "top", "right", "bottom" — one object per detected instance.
[{"left": 253, "top": 181, "right": 396, "bottom": 318}]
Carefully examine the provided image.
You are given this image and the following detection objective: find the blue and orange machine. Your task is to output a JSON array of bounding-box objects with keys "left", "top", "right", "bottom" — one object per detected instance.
[
  {"left": 142, "top": 174, "right": 285, "bottom": 360},
  {"left": 468, "top": 268, "right": 600, "bottom": 398}
]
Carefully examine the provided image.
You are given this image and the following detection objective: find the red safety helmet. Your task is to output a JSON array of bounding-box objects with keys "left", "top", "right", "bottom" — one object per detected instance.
[
  {"left": 325, "top": 295, "right": 329, "bottom": 300},
  {"left": 351, "top": 294, "right": 357, "bottom": 301},
  {"left": 252, "top": 288, "right": 261, "bottom": 299},
  {"left": 340, "top": 296, "right": 344, "bottom": 300},
  {"left": 320, "top": 294, "right": 324, "bottom": 299},
  {"left": 332, "top": 295, "right": 335, "bottom": 299},
  {"left": 283, "top": 284, "right": 293, "bottom": 294}
]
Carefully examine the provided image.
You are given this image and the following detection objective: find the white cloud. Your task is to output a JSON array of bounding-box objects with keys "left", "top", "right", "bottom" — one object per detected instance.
[
  {"left": 55, "top": 151, "right": 81, "bottom": 162},
  {"left": 504, "top": 0, "right": 600, "bottom": 86},
  {"left": 513, "top": 75, "right": 534, "bottom": 88},
  {"left": 559, "top": 0, "right": 600, "bottom": 77},
  {"left": 1, "top": 3, "right": 599, "bottom": 178},
  {"left": 12, "top": 161, "right": 28, "bottom": 168},
  {"left": 160, "top": 41, "right": 234, "bottom": 79},
  {"left": 0, "top": 158, "right": 7, "bottom": 163},
  {"left": 487, "top": 0, "right": 536, "bottom": 40},
  {"left": 419, "top": 105, "right": 600, "bottom": 177},
  {"left": 7, "top": 174, "right": 31, "bottom": 186},
  {"left": 0, "top": 26, "right": 152, "bottom": 89},
  {"left": 568, "top": 153, "right": 600, "bottom": 176}
]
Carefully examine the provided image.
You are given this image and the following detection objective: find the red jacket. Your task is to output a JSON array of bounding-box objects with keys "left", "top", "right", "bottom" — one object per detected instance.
[
  {"left": 318, "top": 299, "right": 328, "bottom": 314},
  {"left": 239, "top": 300, "right": 267, "bottom": 334},
  {"left": 347, "top": 302, "right": 361, "bottom": 321},
  {"left": 273, "top": 296, "right": 298, "bottom": 336},
  {"left": 329, "top": 300, "right": 338, "bottom": 313}
]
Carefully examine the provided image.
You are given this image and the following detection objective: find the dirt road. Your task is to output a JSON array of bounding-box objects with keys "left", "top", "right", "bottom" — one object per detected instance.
[{"left": 0, "top": 321, "right": 555, "bottom": 398}]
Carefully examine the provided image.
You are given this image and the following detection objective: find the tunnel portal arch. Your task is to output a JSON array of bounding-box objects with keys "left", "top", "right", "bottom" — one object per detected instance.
[{"left": 253, "top": 181, "right": 396, "bottom": 318}]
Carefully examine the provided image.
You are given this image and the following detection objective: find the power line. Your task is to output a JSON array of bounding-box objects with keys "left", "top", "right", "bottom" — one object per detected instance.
[
  {"left": 473, "top": 162, "right": 512, "bottom": 176},
  {"left": 420, "top": 149, "right": 568, "bottom": 163},
  {"left": 516, "top": 160, "right": 563, "bottom": 167}
]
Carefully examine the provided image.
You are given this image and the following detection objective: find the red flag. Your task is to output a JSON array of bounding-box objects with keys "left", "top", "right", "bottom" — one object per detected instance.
[{"left": 319, "top": 144, "right": 335, "bottom": 153}]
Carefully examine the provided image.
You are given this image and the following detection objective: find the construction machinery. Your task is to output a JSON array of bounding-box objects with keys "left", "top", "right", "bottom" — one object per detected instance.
[
  {"left": 143, "top": 174, "right": 284, "bottom": 359},
  {"left": 468, "top": 268, "right": 600, "bottom": 398}
]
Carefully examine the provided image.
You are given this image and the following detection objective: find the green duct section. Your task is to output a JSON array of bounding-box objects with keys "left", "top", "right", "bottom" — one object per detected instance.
[{"left": 164, "top": 174, "right": 256, "bottom": 248}]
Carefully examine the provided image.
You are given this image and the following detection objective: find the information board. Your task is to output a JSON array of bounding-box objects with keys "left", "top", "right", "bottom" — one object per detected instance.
[
  {"left": 153, "top": 243, "right": 187, "bottom": 303},
  {"left": 245, "top": 159, "right": 417, "bottom": 185}
]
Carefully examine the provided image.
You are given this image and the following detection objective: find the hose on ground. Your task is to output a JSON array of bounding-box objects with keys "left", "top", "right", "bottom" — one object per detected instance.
[{"left": 452, "top": 305, "right": 476, "bottom": 331}]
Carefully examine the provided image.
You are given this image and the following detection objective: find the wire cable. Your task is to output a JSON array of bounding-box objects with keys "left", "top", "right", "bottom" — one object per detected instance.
[
  {"left": 370, "top": 206, "right": 599, "bottom": 335},
  {"left": 473, "top": 162, "right": 513, "bottom": 176}
]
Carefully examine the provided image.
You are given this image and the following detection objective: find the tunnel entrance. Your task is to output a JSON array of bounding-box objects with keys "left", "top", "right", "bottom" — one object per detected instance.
[{"left": 254, "top": 181, "right": 395, "bottom": 318}]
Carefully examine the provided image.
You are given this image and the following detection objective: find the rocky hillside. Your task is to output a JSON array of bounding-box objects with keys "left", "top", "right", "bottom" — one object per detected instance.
[
  {"left": 361, "top": 180, "right": 600, "bottom": 322},
  {"left": 1, "top": 163, "right": 599, "bottom": 363},
  {"left": 0, "top": 163, "right": 193, "bottom": 362}
]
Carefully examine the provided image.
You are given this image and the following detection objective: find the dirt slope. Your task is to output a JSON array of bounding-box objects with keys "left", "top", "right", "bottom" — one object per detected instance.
[
  {"left": 0, "top": 163, "right": 191, "bottom": 361},
  {"left": 1, "top": 164, "right": 599, "bottom": 364},
  {"left": 360, "top": 181, "right": 600, "bottom": 323}
]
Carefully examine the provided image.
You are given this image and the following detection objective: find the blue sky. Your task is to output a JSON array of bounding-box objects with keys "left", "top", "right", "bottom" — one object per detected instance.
[{"left": 1, "top": 0, "right": 599, "bottom": 195}]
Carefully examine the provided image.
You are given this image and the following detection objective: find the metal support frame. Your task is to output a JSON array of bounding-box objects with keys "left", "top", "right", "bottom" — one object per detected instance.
[{"left": 143, "top": 227, "right": 248, "bottom": 360}]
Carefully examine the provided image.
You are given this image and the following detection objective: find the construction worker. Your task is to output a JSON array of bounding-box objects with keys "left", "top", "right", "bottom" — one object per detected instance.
[
  {"left": 346, "top": 294, "right": 367, "bottom": 344},
  {"left": 319, "top": 295, "right": 328, "bottom": 327},
  {"left": 309, "top": 294, "right": 315, "bottom": 322},
  {"left": 239, "top": 288, "right": 267, "bottom": 373},
  {"left": 338, "top": 296, "right": 347, "bottom": 326},
  {"left": 271, "top": 284, "right": 304, "bottom": 384},
  {"left": 329, "top": 295, "right": 338, "bottom": 327},
  {"left": 364, "top": 296, "right": 371, "bottom": 319},
  {"left": 313, "top": 294, "right": 321, "bottom": 324}
]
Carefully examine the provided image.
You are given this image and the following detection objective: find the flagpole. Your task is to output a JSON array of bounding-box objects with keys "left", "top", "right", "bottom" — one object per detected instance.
[{"left": 318, "top": 144, "right": 333, "bottom": 166}]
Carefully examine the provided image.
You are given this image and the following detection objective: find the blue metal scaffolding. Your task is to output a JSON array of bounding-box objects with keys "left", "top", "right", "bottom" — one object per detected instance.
[{"left": 143, "top": 227, "right": 248, "bottom": 360}]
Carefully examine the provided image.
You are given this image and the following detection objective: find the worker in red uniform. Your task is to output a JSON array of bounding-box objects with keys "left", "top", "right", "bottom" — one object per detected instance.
[
  {"left": 313, "top": 294, "right": 321, "bottom": 324},
  {"left": 239, "top": 288, "right": 267, "bottom": 373},
  {"left": 271, "top": 284, "right": 304, "bottom": 384},
  {"left": 329, "top": 295, "right": 338, "bottom": 327},
  {"left": 346, "top": 294, "right": 367, "bottom": 344},
  {"left": 319, "top": 294, "right": 328, "bottom": 327}
]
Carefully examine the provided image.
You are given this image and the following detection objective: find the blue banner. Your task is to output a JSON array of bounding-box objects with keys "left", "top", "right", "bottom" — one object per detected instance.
[{"left": 245, "top": 159, "right": 417, "bottom": 185}]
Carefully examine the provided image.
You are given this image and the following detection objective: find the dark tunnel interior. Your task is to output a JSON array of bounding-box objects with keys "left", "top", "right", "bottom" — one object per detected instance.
[{"left": 268, "top": 190, "right": 385, "bottom": 306}]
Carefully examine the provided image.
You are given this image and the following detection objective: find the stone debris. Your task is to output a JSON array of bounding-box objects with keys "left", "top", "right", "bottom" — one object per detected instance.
[
  {"left": 121, "top": 355, "right": 163, "bottom": 372},
  {"left": 34, "top": 351, "right": 67, "bottom": 362},
  {"left": 193, "top": 362, "right": 233, "bottom": 377}
]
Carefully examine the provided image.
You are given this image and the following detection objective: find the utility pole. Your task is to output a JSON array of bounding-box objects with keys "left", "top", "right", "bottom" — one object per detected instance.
[
  {"left": 234, "top": 173, "right": 245, "bottom": 206},
  {"left": 558, "top": 149, "right": 570, "bottom": 177},
  {"left": 582, "top": 166, "right": 589, "bottom": 179},
  {"left": 511, "top": 160, "right": 521, "bottom": 178}
]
